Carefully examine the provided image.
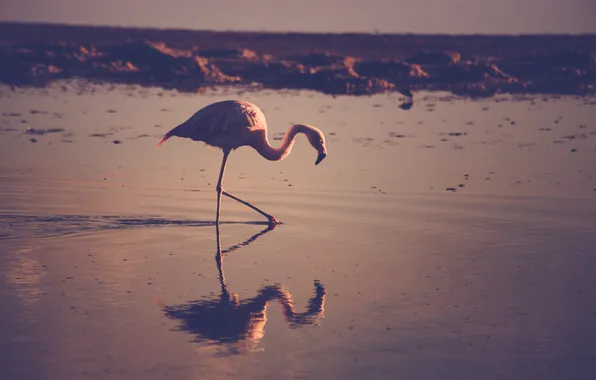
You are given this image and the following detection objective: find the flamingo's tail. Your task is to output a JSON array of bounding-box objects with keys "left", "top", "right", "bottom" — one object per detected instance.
[
  {"left": 156, "top": 122, "right": 184, "bottom": 147},
  {"left": 157, "top": 128, "right": 176, "bottom": 147},
  {"left": 156, "top": 135, "right": 169, "bottom": 147}
]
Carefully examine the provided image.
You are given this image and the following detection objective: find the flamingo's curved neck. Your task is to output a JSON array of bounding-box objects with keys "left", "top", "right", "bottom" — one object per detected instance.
[{"left": 254, "top": 124, "right": 308, "bottom": 161}]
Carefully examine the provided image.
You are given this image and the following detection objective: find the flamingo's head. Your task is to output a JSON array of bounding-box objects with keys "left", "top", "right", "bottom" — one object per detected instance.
[
  {"left": 304, "top": 125, "right": 327, "bottom": 165},
  {"left": 315, "top": 150, "right": 327, "bottom": 165}
]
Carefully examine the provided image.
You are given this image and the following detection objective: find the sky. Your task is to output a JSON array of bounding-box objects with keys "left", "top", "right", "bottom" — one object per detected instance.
[{"left": 1, "top": 0, "right": 595, "bottom": 34}]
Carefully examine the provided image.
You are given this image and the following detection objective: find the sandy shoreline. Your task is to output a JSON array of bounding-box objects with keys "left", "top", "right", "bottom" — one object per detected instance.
[{"left": 1, "top": 22, "right": 596, "bottom": 97}]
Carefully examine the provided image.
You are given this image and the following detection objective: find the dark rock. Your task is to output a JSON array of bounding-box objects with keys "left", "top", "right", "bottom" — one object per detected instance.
[{"left": 407, "top": 51, "right": 460, "bottom": 66}]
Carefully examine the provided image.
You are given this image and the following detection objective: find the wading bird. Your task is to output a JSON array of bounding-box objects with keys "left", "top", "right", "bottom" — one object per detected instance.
[{"left": 157, "top": 100, "right": 327, "bottom": 225}]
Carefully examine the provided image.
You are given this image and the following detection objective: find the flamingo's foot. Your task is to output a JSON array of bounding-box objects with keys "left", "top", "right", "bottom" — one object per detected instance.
[{"left": 267, "top": 215, "right": 282, "bottom": 225}]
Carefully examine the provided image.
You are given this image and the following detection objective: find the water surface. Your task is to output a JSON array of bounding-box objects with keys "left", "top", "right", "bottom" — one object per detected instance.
[{"left": 1, "top": 84, "right": 596, "bottom": 379}]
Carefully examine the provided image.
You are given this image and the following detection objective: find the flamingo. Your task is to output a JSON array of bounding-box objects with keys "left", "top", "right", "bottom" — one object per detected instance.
[{"left": 157, "top": 100, "right": 327, "bottom": 225}]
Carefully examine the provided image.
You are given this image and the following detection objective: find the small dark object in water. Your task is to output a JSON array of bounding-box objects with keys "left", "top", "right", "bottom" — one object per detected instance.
[
  {"left": 26, "top": 127, "right": 65, "bottom": 135},
  {"left": 389, "top": 132, "right": 406, "bottom": 138},
  {"left": 113, "top": 140, "right": 122, "bottom": 144},
  {"left": 399, "top": 100, "right": 413, "bottom": 110},
  {"left": 445, "top": 187, "right": 457, "bottom": 192}
]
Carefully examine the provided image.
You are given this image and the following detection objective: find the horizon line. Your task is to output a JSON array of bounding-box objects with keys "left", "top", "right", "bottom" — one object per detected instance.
[{"left": 2, "top": 20, "right": 596, "bottom": 38}]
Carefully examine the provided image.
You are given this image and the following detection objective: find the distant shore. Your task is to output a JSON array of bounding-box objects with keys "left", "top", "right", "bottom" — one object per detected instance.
[{"left": 1, "top": 22, "right": 595, "bottom": 97}]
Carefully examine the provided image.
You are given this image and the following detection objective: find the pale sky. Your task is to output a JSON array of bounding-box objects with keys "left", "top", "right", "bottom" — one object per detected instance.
[{"left": 1, "top": 0, "right": 595, "bottom": 34}]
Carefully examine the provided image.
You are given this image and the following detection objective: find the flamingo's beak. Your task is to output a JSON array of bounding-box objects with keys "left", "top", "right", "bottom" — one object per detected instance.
[{"left": 315, "top": 152, "right": 327, "bottom": 165}]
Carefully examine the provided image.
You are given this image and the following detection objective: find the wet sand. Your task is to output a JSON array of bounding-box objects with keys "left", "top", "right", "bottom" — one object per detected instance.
[{"left": 1, "top": 83, "right": 596, "bottom": 380}]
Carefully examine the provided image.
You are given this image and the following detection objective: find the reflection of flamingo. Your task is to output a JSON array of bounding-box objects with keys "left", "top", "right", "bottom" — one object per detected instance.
[
  {"left": 161, "top": 224, "right": 326, "bottom": 354},
  {"left": 157, "top": 100, "right": 328, "bottom": 225}
]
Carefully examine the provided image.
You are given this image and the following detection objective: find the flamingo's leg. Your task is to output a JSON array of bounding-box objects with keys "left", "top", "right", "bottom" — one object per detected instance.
[
  {"left": 215, "top": 149, "right": 280, "bottom": 225},
  {"left": 215, "top": 150, "right": 230, "bottom": 225},
  {"left": 222, "top": 190, "right": 281, "bottom": 225}
]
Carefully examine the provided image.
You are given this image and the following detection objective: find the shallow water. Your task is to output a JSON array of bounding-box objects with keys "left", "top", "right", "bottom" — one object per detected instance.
[{"left": 1, "top": 84, "right": 596, "bottom": 379}]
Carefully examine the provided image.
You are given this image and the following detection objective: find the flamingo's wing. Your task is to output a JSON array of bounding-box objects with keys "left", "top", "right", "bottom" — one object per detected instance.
[
  {"left": 158, "top": 100, "right": 266, "bottom": 147},
  {"left": 189, "top": 101, "right": 265, "bottom": 139}
]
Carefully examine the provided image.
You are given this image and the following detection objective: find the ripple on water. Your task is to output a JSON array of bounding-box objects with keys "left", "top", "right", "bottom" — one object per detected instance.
[{"left": 0, "top": 214, "right": 270, "bottom": 240}]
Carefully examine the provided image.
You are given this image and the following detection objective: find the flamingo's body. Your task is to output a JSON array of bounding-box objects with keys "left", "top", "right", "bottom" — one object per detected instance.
[{"left": 157, "top": 100, "right": 327, "bottom": 224}]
